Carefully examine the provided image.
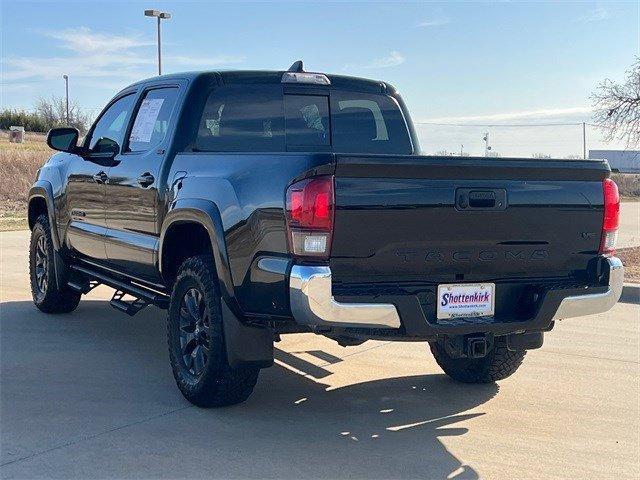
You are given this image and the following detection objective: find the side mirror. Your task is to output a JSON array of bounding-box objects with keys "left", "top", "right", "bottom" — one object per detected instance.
[
  {"left": 87, "top": 137, "right": 120, "bottom": 162},
  {"left": 46, "top": 127, "right": 79, "bottom": 153}
]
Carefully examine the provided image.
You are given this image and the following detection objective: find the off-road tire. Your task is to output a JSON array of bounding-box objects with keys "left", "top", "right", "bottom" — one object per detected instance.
[
  {"left": 430, "top": 336, "right": 526, "bottom": 383},
  {"left": 167, "top": 255, "right": 259, "bottom": 407},
  {"left": 29, "top": 214, "right": 81, "bottom": 313}
]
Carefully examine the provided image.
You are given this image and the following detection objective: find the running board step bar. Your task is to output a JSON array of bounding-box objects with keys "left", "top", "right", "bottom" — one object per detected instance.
[
  {"left": 67, "top": 278, "right": 100, "bottom": 294},
  {"left": 68, "top": 264, "right": 170, "bottom": 313},
  {"left": 110, "top": 290, "right": 149, "bottom": 316}
]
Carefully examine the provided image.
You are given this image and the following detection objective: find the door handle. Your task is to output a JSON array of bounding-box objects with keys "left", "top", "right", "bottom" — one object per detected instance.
[
  {"left": 455, "top": 188, "right": 507, "bottom": 210},
  {"left": 137, "top": 172, "right": 155, "bottom": 187},
  {"left": 93, "top": 171, "right": 108, "bottom": 184},
  {"left": 468, "top": 191, "right": 496, "bottom": 208}
]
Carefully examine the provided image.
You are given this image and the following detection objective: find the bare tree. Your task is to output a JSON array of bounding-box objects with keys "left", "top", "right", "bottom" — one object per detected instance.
[
  {"left": 592, "top": 58, "right": 640, "bottom": 148},
  {"left": 532, "top": 153, "right": 552, "bottom": 159},
  {"left": 35, "top": 96, "right": 90, "bottom": 133}
]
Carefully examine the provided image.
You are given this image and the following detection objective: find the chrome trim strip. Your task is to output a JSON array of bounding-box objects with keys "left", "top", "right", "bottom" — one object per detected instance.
[
  {"left": 553, "top": 257, "right": 624, "bottom": 320},
  {"left": 257, "top": 257, "right": 290, "bottom": 275},
  {"left": 289, "top": 265, "right": 401, "bottom": 329}
]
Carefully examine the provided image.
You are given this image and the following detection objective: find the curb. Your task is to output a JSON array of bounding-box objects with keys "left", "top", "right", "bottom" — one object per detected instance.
[{"left": 620, "top": 284, "right": 640, "bottom": 305}]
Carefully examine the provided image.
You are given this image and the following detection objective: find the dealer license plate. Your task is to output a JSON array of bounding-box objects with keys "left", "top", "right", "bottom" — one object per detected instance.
[{"left": 436, "top": 283, "right": 495, "bottom": 320}]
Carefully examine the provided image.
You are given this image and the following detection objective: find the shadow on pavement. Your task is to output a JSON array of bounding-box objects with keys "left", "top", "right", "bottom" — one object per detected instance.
[
  {"left": 620, "top": 285, "right": 640, "bottom": 305},
  {"left": 1, "top": 300, "right": 498, "bottom": 479}
]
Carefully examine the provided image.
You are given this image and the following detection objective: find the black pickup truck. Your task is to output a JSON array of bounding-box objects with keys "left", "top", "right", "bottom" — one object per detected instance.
[{"left": 29, "top": 62, "right": 624, "bottom": 407}]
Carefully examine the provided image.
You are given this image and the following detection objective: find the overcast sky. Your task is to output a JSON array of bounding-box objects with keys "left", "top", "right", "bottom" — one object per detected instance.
[{"left": 1, "top": 1, "right": 638, "bottom": 156}]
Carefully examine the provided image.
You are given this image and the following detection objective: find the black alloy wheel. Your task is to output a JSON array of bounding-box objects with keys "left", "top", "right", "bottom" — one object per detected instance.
[
  {"left": 179, "top": 288, "right": 210, "bottom": 378},
  {"left": 33, "top": 234, "right": 49, "bottom": 299},
  {"left": 167, "top": 255, "right": 260, "bottom": 407},
  {"left": 29, "top": 214, "right": 81, "bottom": 313}
]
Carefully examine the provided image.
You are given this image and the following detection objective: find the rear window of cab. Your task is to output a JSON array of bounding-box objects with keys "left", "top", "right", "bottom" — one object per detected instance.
[{"left": 195, "top": 85, "right": 412, "bottom": 154}]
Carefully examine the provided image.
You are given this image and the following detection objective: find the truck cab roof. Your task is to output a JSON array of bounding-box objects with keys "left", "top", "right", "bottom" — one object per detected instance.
[{"left": 120, "top": 69, "right": 397, "bottom": 96}]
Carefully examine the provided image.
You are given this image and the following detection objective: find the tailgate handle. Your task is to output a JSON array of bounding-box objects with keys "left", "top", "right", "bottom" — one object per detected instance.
[
  {"left": 469, "top": 190, "right": 495, "bottom": 208},
  {"left": 456, "top": 188, "right": 507, "bottom": 210}
]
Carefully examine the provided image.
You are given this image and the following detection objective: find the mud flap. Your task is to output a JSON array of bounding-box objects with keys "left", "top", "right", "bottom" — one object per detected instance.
[
  {"left": 53, "top": 249, "right": 68, "bottom": 291},
  {"left": 221, "top": 300, "right": 274, "bottom": 369}
]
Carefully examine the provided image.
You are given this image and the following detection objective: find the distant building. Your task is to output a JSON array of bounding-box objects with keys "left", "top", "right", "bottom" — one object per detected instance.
[
  {"left": 9, "top": 126, "right": 24, "bottom": 143},
  {"left": 589, "top": 150, "right": 640, "bottom": 173}
]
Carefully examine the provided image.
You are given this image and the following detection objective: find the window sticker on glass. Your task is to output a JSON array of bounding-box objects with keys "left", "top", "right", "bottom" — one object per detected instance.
[
  {"left": 130, "top": 98, "right": 165, "bottom": 143},
  {"left": 263, "top": 120, "right": 273, "bottom": 137},
  {"left": 300, "top": 104, "right": 325, "bottom": 134}
]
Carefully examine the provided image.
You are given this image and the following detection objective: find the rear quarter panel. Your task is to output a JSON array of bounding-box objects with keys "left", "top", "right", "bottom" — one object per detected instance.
[{"left": 168, "top": 152, "right": 333, "bottom": 316}]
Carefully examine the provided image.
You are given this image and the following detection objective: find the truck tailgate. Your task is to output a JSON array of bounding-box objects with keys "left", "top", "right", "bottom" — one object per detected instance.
[{"left": 330, "top": 155, "right": 610, "bottom": 284}]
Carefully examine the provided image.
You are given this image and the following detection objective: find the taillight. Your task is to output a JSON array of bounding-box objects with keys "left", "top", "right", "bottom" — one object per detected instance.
[
  {"left": 285, "top": 176, "right": 334, "bottom": 258},
  {"left": 600, "top": 178, "right": 620, "bottom": 255}
]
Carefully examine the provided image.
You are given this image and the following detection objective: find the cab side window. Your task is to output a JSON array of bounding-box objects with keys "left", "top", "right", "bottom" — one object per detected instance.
[
  {"left": 330, "top": 90, "right": 412, "bottom": 154},
  {"left": 128, "top": 87, "right": 179, "bottom": 152},
  {"left": 87, "top": 94, "right": 136, "bottom": 153},
  {"left": 196, "top": 86, "right": 285, "bottom": 152}
]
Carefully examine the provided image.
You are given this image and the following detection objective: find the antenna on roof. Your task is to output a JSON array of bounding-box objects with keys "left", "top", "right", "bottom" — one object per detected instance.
[
  {"left": 288, "top": 60, "right": 304, "bottom": 72},
  {"left": 281, "top": 60, "right": 330, "bottom": 85}
]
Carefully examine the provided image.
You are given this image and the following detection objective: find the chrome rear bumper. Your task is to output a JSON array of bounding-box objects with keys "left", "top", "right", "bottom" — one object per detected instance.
[
  {"left": 289, "top": 257, "right": 624, "bottom": 330},
  {"left": 552, "top": 256, "right": 624, "bottom": 320},
  {"left": 289, "top": 265, "right": 401, "bottom": 328}
]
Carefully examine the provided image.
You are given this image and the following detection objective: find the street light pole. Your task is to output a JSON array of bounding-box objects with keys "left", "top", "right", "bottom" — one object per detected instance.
[
  {"left": 157, "top": 16, "right": 161, "bottom": 76},
  {"left": 145, "top": 9, "right": 172, "bottom": 76},
  {"left": 62, "top": 74, "right": 69, "bottom": 124}
]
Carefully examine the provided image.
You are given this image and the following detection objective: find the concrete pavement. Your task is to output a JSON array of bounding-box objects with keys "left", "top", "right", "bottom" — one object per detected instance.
[
  {"left": 619, "top": 201, "right": 640, "bottom": 248},
  {"left": 1, "top": 230, "right": 638, "bottom": 479}
]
